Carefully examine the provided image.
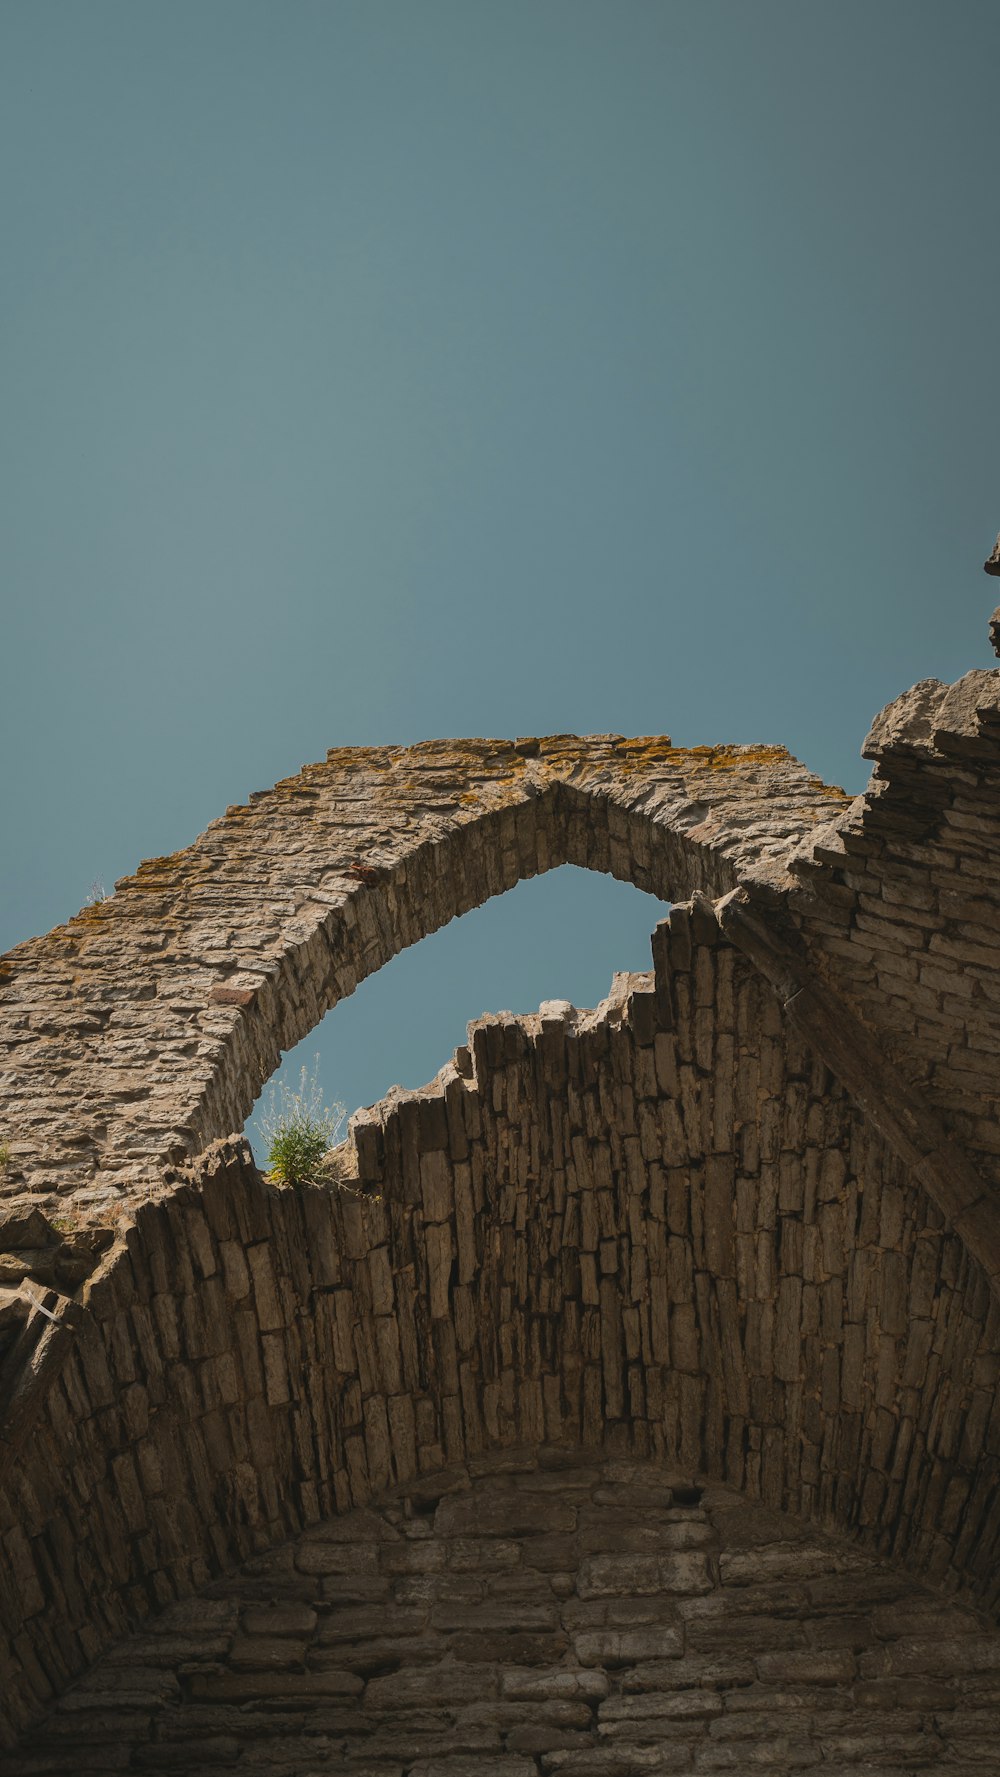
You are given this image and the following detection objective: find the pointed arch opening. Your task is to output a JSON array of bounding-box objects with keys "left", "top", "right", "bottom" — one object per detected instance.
[{"left": 245, "top": 862, "right": 670, "bottom": 1163}]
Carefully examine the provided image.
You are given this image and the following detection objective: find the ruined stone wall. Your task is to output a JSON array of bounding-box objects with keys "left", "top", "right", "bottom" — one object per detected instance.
[
  {"left": 5, "top": 672, "right": 1000, "bottom": 1762},
  {"left": 0, "top": 737, "right": 843, "bottom": 1210},
  {"left": 9, "top": 1451, "right": 1000, "bottom": 1777},
  {"left": 3, "top": 915, "right": 999, "bottom": 1750},
  {"left": 6, "top": 684, "right": 1000, "bottom": 1294},
  {"left": 781, "top": 672, "right": 1000, "bottom": 1263}
]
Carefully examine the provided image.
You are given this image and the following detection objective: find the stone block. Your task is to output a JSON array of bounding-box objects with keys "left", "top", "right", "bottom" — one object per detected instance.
[{"left": 574, "top": 1626, "right": 683, "bottom": 1667}]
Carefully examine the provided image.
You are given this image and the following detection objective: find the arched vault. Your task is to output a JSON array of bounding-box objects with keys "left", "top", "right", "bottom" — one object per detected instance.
[
  {"left": 6, "top": 671, "right": 1000, "bottom": 1749},
  {"left": 0, "top": 733, "right": 839, "bottom": 1206}
]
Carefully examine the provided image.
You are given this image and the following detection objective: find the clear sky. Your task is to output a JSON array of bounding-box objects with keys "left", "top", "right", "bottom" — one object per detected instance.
[{"left": 2, "top": 1, "right": 998, "bottom": 1149}]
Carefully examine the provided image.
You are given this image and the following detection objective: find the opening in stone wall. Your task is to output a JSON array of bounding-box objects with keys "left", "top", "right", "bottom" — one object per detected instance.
[{"left": 244, "top": 863, "right": 668, "bottom": 1163}]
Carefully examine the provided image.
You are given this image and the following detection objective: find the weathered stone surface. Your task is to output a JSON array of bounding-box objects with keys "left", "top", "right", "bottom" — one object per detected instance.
[
  {"left": 3, "top": 896, "right": 1000, "bottom": 1753},
  {"left": 5, "top": 661, "right": 1000, "bottom": 1768},
  {"left": 7, "top": 1453, "right": 1000, "bottom": 1774},
  {"left": 0, "top": 735, "right": 843, "bottom": 1212}
]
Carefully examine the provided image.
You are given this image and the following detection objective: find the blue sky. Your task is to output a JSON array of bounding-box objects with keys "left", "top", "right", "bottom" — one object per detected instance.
[{"left": 2, "top": 1, "right": 998, "bottom": 1146}]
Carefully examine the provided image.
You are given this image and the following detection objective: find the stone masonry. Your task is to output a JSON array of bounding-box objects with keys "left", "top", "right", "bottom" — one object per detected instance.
[
  {"left": 9, "top": 1451, "right": 1000, "bottom": 1776},
  {"left": 0, "top": 737, "right": 842, "bottom": 1211},
  {"left": 4, "top": 652, "right": 1000, "bottom": 1765}
]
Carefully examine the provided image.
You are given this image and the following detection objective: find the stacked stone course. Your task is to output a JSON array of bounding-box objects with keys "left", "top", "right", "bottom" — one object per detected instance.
[
  {"left": 0, "top": 738, "right": 843, "bottom": 1210},
  {"left": 3, "top": 913, "right": 1000, "bottom": 1755},
  {"left": 783, "top": 673, "right": 1000, "bottom": 1255},
  {"left": 9, "top": 1452, "right": 1000, "bottom": 1775},
  {"left": 4, "top": 662, "right": 1000, "bottom": 1763}
]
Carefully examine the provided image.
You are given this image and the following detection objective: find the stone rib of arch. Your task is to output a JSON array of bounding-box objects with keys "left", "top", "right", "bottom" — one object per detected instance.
[
  {"left": 6, "top": 676, "right": 1000, "bottom": 1752},
  {"left": 0, "top": 735, "right": 839, "bottom": 1210},
  {"left": 2, "top": 907, "right": 1000, "bottom": 1750}
]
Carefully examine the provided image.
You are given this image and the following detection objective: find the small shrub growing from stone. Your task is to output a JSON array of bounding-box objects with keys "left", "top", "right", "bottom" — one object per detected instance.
[
  {"left": 256, "top": 1060, "right": 345, "bottom": 1187},
  {"left": 0, "top": 1143, "right": 9, "bottom": 1177}
]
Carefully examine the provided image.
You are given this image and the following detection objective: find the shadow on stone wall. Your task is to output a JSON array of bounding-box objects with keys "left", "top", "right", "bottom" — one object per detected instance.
[
  {"left": 3, "top": 910, "right": 999, "bottom": 1750},
  {"left": 8, "top": 1450, "right": 1000, "bottom": 1775}
]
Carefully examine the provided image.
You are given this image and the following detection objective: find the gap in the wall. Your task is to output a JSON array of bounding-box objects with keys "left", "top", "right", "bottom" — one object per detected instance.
[{"left": 245, "top": 865, "right": 668, "bottom": 1165}]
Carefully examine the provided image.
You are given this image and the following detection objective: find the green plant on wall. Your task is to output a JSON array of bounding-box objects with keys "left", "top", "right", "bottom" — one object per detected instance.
[
  {"left": 0, "top": 1142, "right": 9, "bottom": 1178},
  {"left": 256, "top": 1059, "right": 346, "bottom": 1187}
]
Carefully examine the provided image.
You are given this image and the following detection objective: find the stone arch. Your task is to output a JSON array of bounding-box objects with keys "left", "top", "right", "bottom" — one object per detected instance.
[
  {"left": 6, "top": 688, "right": 1000, "bottom": 1758},
  {"left": 3, "top": 906, "right": 1000, "bottom": 1750},
  {"left": 0, "top": 735, "right": 840, "bottom": 1208},
  {"left": 11, "top": 1450, "right": 1000, "bottom": 1775}
]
